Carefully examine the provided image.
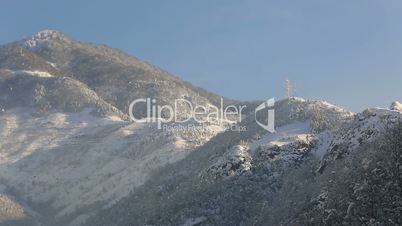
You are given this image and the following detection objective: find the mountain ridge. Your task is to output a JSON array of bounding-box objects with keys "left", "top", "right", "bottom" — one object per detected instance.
[{"left": 1, "top": 30, "right": 235, "bottom": 119}]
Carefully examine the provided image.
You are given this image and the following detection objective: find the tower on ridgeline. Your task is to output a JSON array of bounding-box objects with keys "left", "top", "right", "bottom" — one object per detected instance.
[{"left": 285, "top": 79, "right": 295, "bottom": 99}]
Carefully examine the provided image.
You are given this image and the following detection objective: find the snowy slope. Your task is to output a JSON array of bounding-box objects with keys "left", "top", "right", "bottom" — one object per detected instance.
[
  {"left": 85, "top": 98, "right": 357, "bottom": 226},
  {"left": 0, "top": 108, "right": 224, "bottom": 225},
  {"left": 315, "top": 107, "right": 401, "bottom": 161}
]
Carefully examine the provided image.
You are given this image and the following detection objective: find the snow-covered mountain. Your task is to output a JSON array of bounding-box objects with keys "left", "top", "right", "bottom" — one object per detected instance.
[
  {"left": 0, "top": 31, "right": 401, "bottom": 226},
  {"left": 86, "top": 100, "right": 401, "bottom": 226},
  {"left": 0, "top": 30, "right": 234, "bottom": 225},
  {"left": 1, "top": 30, "right": 231, "bottom": 117}
]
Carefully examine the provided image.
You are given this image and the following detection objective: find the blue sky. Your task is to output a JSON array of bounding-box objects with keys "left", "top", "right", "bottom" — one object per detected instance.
[{"left": 1, "top": 0, "right": 402, "bottom": 111}]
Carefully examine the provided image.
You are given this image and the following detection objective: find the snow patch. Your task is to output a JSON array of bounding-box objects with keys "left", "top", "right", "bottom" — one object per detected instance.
[
  {"left": 13, "top": 70, "right": 54, "bottom": 78},
  {"left": 179, "top": 217, "right": 207, "bottom": 226},
  {"left": 290, "top": 97, "right": 307, "bottom": 102},
  {"left": 250, "top": 121, "right": 311, "bottom": 152},
  {"left": 390, "top": 101, "right": 402, "bottom": 111},
  {"left": 312, "top": 131, "right": 333, "bottom": 159}
]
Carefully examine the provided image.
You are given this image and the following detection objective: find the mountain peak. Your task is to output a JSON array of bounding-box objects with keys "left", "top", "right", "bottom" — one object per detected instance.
[
  {"left": 23, "top": 29, "right": 70, "bottom": 49},
  {"left": 34, "top": 29, "right": 64, "bottom": 37}
]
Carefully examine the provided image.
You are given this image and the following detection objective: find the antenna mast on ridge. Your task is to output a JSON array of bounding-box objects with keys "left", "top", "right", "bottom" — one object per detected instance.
[{"left": 285, "top": 79, "right": 295, "bottom": 99}]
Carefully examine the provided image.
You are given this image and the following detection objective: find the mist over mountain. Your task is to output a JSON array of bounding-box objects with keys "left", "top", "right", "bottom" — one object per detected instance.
[{"left": 0, "top": 31, "right": 401, "bottom": 226}]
